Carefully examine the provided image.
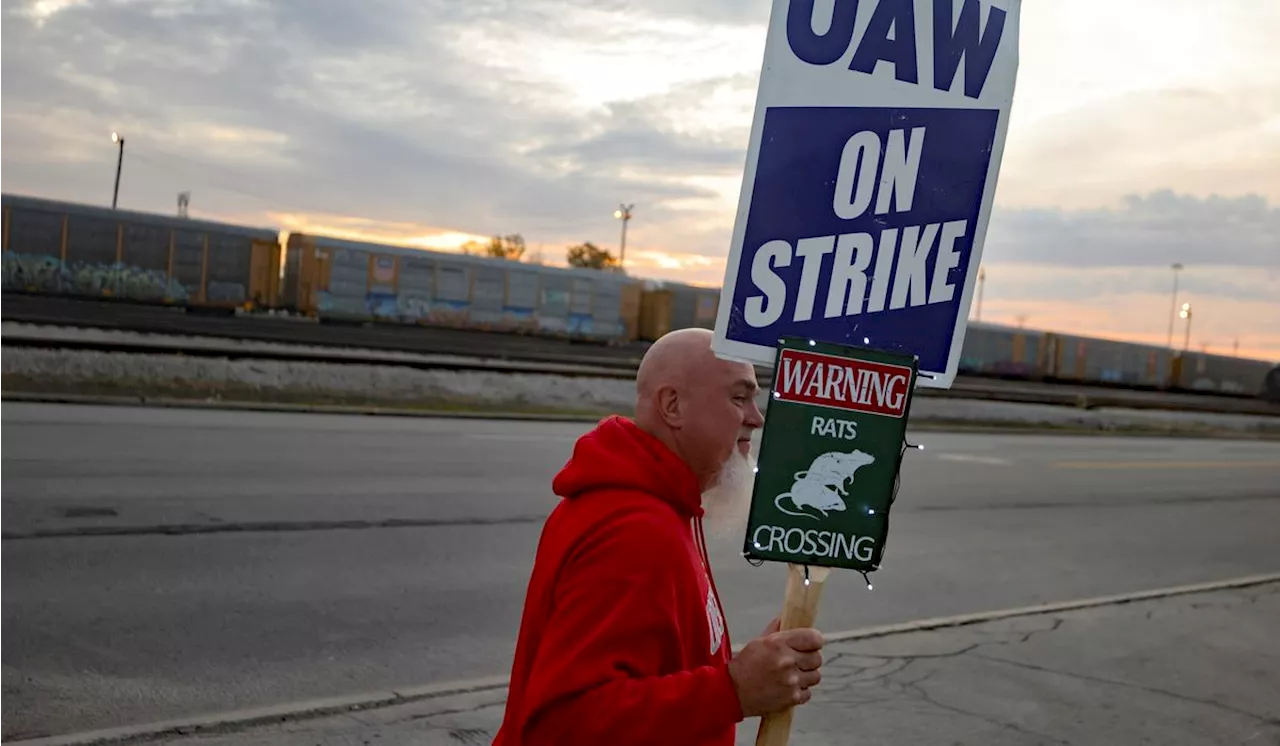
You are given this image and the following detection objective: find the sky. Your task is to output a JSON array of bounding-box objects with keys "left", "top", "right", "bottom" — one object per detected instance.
[{"left": 2, "top": 0, "right": 1278, "bottom": 362}]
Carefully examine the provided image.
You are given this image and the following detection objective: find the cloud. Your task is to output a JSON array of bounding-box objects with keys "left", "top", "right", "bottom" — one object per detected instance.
[
  {"left": 985, "top": 191, "right": 1280, "bottom": 268},
  {"left": 1002, "top": 0, "right": 1280, "bottom": 211},
  {"left": 0, "top": 0, "right": 747, "bottom": 242},
  {"left": 2, "top": 0, "right": 1277, "bottom": 361},
  {"left": 1000, "top": 86, "right": 1280, "bottom": 210}
]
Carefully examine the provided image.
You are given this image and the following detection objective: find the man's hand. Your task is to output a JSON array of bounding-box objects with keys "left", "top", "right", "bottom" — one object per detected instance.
[{"left": 727, "top": 617, "right": 824, "bottom": 718}]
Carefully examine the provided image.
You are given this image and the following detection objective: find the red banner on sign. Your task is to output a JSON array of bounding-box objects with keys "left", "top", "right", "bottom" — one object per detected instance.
[{"left": 775, "top": 348, "right": 912, "bottom": 418}]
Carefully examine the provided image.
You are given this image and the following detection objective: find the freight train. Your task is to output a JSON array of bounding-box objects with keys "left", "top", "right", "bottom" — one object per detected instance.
[{"left": 4, "top": 192, "right": 1278, "bottom": 401}]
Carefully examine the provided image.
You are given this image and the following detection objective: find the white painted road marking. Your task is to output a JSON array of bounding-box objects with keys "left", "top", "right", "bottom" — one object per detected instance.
[
  {"left": 934, "top": 453, "right": 1013, "bottom": 466},
  {"left": 1053, "top": 459, "right": 1280, "bottom": 470}
]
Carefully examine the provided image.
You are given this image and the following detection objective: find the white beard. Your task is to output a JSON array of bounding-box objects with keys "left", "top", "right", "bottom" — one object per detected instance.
[{"left": 701, "top": 449, "right": 757, "bottom": 541}]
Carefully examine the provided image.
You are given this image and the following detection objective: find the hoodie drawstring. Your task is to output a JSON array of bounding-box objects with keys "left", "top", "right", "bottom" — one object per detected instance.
[{"left": 693, "top": 515, "right": 731, "bottom": 659}]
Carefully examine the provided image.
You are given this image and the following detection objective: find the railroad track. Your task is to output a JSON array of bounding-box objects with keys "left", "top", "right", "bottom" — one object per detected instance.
[
  {"left": 1, "top": 293, "right": 648, "bottom": 369},
  {"left": 4, "top": 293, "right": 1278, "bottom": 418}
]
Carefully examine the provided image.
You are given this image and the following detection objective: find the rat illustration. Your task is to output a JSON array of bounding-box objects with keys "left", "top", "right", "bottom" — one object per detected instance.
[{"left": 773, "top": 450, "right": 876, "bottom": 520}]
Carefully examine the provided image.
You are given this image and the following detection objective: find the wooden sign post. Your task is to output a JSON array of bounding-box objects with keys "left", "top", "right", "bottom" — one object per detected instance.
[
  {"left": 743, "top": 337, "right": 920, "bottom": 745},
  {"left": 755, "top": 564, "right": 831, "bottom": 746}
]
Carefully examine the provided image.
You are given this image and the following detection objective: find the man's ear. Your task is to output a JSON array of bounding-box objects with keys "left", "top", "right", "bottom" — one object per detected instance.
[{"left": 656, "top": 385, "right": 683, "bottom": 429}]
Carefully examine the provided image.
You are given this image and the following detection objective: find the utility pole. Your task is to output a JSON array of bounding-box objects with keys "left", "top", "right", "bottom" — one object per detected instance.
[
  {"left": 1166, "top": 263, "right": 1183, "bottom": 349},
  {"left": 111, "top": 131, "right": 125, "bottom": 209},
  {"left": 613, "top": 203, "right": 633, "bottom": 271}
]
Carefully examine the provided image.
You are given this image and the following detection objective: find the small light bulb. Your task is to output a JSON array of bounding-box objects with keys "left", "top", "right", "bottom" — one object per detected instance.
[
  {"left": 863, "top": 337, "right": 870, "bottom": 344},
  {"left": 868, "top": 508, "right": 875, "bottom": 515},
  {"left": 753, "top": 466, "right": 759, "bottom": 473},
  {"left": 867, "top": 583, "right": 874, "bottom": 591},
  {"left": 772, "top": 391, "right": 781, "bottom": 399},
  {"left": 808, "top": 339, "right": 816, "bottom": 346},
  {"left": 804, "top": 578, "right": 811, "bottom": 587}
]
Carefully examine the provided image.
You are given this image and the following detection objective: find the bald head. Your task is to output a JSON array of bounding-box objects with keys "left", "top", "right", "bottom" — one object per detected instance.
[
  {"left": 634, "top": 328, "right": 764, "bottom": 491},
  {"left": 635, "top": 328, "right": 718, "bottom": 401}
]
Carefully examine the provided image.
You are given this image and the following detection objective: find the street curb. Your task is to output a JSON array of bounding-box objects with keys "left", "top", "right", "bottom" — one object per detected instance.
[
  {"left": 821, "top": 570, "right": 1280, "bottom": 644},
  {"left": 9, "top": 676, "right": 510, "bottom": 746},
  {"left": 15, "top": 572, "right": 1279, "bottom": 746},
  {"left": 5, "top": 391, "right": 1277, "bottom": 440}
]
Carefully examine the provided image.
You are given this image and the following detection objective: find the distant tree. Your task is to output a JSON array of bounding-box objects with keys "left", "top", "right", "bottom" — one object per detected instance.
[
  {"left": 566, "top": 241, "right": 621, "bottom": 271},
  {"left": 462, "top": 234, "right": 526, "bottom": 260}
]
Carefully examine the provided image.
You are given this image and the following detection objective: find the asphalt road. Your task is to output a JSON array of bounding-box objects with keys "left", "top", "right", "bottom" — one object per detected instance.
[{"left": 3, "top": 403, "right": 1279, "bottom": 740}]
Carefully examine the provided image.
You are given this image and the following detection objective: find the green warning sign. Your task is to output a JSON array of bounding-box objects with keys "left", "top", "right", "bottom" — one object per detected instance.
[{"left": 743, "top": 337, "right": 919, "bottom": 573}]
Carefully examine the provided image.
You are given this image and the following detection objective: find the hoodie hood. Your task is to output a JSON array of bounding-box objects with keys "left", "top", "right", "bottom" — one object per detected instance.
[{"left": 552, "top": 415, "right": 703, "bottom": 518}]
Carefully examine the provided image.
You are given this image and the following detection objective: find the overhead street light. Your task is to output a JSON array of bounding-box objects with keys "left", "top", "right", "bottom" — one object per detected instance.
[
  {"left": 1166, "top": 262, "right": 1183, "bottom": 349},
  {"left": 613, "top": 203, "right": 634, "bottom": 270},
  {"left": 1179, "top": 302, "right": 1193, "bottom": 352},
  {"left": 111, "top": 131, "right": 125, "bottom": 209}
]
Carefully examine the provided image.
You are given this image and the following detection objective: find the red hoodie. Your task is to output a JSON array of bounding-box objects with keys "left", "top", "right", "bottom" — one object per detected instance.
[{"left": 492, "top": 415, "right": 744, "bottom": 746}]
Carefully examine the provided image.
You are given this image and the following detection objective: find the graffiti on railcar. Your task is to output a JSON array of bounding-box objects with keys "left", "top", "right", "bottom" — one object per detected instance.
[
  {"left": 2, "top": 252, "right": 65, "bottom": 293},
  {"left": 3, "top": 252, "right": 188, "bottom": 301}
]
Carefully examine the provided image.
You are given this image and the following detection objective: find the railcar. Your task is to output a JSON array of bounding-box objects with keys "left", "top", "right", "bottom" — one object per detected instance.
[
  {"left": 1036, "top": 331, "right": 1174, "bottom": 387},
  {"left": 279, "top": 232, "right": 644, "bottom": 343},
  {"left": 959, "top": 322, "right": 1273, "bottom": 395},
  {"left": 636, "top": 280, "right": 719, "bottom": 341},
  {"left": 1264, "top": 365, "right": 1280, "bottom": 403},
  {"left": 1168, "top": 348, "right": 1275, "bottom": 396},
  {"left": 956, "top": 322, "right": 1045, "bottom": 378},
  {"left": 1, "top": 194, "right": 281, "bottom": 310}
]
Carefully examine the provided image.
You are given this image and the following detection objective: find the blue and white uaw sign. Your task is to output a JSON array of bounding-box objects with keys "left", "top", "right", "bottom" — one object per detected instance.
[{"left": 713, "top": 0, "right": 1021, "bottom": 389}]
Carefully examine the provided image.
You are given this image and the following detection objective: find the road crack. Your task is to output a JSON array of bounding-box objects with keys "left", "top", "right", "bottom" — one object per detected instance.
[
  {"left": 903, "top": 672, "right": 1073, "bottom": 745},
  {"left": 393, "top": 697, "right": 508, "bottom": 726},
  {"left": 973, "top": 653, "right": 1279, "bottom": 725}
]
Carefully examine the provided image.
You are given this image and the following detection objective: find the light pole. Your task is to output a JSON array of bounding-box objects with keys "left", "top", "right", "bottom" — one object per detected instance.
[
  {"left": 975, "top": 266, "right": 986, "bottom": 321},
  {"left": 1179, "top": 302, "right": 1192, "bottom": 352},
  {"left": 111, "top": 131, "right": 125, "bottom": 209},
  {"left": 1166, "top": 262, "right": 1183, "bottom": 349},
  {"left": 613, "top": 203, "right": 633, "bottom": 270}
]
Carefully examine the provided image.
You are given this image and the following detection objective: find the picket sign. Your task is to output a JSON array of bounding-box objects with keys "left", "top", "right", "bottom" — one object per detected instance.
[
  {"left": 719, "top": 2, "right": 1021, "bottom": 740},
  {"left": 746, "top": 336, "right": 920, "bottom": 744}
]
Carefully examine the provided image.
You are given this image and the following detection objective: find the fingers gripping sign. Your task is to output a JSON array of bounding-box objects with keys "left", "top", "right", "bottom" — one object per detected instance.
[{"left": 729, "top": 611, "right": 827, "bottom": 719}]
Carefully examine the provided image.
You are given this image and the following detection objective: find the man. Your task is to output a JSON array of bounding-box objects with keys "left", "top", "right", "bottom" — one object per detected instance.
[{"left": 493, "top": 328, "right": 825, "bottom": 746}]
